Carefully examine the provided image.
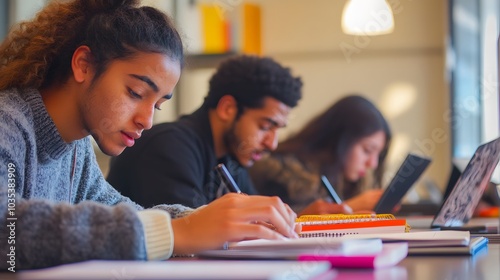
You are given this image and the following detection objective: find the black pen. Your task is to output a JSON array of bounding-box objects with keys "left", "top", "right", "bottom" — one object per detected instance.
[
  {"left": 320, "top": 175, "right": 342, "bottom": 204},
  {"left": 216, "top": 163, "right": 242, "bottom": 251},
  {"left": 216, "top": 163, "right": 243, "bottom": 194}
]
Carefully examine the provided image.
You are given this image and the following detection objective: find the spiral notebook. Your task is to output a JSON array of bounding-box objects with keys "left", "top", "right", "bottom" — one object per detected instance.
[{"left": 296, "top": 213, "right": 410, "bottom": 238}]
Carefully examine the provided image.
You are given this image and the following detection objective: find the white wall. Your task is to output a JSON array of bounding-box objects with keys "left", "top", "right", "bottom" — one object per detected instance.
[
  {"left": 6, "top": 0, "right": 451, "bottom": 197},
  {"left": 7, "top": 0, "right": 47, "bottom": 25},
  {"left": 177, "top": 0, "right": 450, "bottom": 198}
]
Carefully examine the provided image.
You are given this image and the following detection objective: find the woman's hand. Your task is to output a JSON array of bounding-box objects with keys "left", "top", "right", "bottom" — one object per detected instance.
[
  {"left": 345, "top": 189, "right": 384, "bottom": 212},
  {"left": 171, "top": 193, "right": 298, "bottom": 255},
  {"left": 298, "top": 199, "right": 353, "bottom": 216}
]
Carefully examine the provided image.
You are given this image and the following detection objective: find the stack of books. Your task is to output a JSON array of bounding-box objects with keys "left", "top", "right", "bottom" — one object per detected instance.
[
  {"left": 296, "top": 214, "right": 487, "bottom": 256},
  {"left": 200, "top": 214, "right": 413, "bottom": 268},
  {"left": 348, "top": 231, "right": 488, "bottom": 256}
]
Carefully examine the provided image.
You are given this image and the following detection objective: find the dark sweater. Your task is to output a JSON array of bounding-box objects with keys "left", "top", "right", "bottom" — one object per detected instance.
[{"left": 107, "top": 105, "right": 257, "bottom": 208}]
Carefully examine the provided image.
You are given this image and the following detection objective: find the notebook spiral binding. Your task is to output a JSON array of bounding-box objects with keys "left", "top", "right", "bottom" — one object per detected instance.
[
  {"left": 297, "top": 214, "right": 397, "bottom": 225},
  {"left": 296, "top": 213, "right": 411, "bottom": 235},
  {"left": 299, "top": 232, "right": 360, "bottom": 238}
]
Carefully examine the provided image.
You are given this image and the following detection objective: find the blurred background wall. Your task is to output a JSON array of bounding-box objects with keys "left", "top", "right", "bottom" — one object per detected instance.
[{"left": 3, "top": 0, "right": 499, "bottom": 203}]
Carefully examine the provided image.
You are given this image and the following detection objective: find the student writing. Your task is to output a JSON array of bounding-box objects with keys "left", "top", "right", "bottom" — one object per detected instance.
[
  {"left": 249, "top": 95, "right": 391, "bottom": 215},
  {"left": 107, "top": 55, "right": 351, "bottom": 216},
  {"left": 0, "top": 0, "right": 298, "bottom": 270}
]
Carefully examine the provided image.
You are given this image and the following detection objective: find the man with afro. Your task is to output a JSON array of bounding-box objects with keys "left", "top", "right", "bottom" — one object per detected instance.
[{"left": 107, "top": 55, "right": 303, "bottom": 208}]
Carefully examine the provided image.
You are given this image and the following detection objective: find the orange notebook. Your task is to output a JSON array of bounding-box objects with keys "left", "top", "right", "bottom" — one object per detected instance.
[{"left": 297, "top": 214, "right": 410, "bottom": 238}]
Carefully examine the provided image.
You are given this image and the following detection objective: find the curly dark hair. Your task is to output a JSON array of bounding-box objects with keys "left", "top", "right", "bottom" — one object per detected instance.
[
  {"left": 0, "top": 0, "right": 184, "bottom": 91},
  {"left": 203, "top": 55, "right": 302, "bottom": 114}
]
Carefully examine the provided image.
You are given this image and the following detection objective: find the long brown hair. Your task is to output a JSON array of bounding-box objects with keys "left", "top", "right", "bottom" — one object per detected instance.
[
  {"left": 275, "top": 95, "right": 391, "bottom": 198},
  {"left": 0, "top": 0, "right": 184, "bottom": 91}
]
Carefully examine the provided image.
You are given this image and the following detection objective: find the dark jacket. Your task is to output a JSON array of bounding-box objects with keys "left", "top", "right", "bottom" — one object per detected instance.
[{"left": 107, "top": 105, "right": 257, "bottom": 208}]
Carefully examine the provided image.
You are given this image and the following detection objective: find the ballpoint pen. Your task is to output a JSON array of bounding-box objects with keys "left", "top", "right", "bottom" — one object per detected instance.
[
  {"left": 215, "top": 163, "right": 243, "bottom": 194},
  {"left": 215, "top": 163, "right": 247, "bottom": 250},
  {"left": 320, "top": 175, "right": 342, "bottom": 204},
  {"left": 216, "top": 164, "right": 298, "bottom": 244}
]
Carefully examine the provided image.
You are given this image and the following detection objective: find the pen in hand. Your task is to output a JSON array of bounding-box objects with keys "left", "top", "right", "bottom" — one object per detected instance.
[
  {"left": 320, "top": 175, "right": 343, "bottom": 204},
  {"left": 215, "top": 163, "right": 244, "bottom": 251},
  {"left": 216, "top": 163, "right": 243, "bottom": 194},
  {"left": 216, "top": 163, "right": 288, "bottom": 248},
  {"left": 216, "top": 163, "right": 288, "bottom": 234}
]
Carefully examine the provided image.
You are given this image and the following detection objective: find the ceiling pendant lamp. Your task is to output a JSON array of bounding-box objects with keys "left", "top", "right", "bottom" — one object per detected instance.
[{"left": 342, "top": 0, "right": 395, "bottom": 36}]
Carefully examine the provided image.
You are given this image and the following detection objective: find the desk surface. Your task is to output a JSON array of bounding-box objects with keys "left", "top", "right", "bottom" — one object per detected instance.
[
  {"left": 3, "top": 244, "right": 499, "bottom": 280},
  {"left": 332, "top": 243, "right": 500, "bottom": 280}
]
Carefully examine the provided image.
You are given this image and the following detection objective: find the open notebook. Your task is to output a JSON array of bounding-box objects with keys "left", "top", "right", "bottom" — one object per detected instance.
[
  {"left": 199, "top": 236, "right": 383, "bottom": 259},
  {"left": 199, "top": 238, "right": 408, "bottom": 269}
]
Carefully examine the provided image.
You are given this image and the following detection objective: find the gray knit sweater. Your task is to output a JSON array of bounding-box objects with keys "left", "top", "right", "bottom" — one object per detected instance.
[{"left": 0, "top": 88, "right": 192, "bottom": 270}]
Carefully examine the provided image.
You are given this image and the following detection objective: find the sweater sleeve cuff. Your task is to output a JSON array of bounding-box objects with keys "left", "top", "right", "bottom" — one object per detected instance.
[{"left": 137, "top": 209, "right": 174, "bottom": 260}]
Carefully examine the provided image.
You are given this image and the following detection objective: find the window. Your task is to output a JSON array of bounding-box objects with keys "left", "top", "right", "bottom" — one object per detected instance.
[
  {"left": 449, "top": 0, "right": 500, "bottom": 157},
  {"left": 449, "top": 0, "right": 500, "bottom": 182},
  {"left": 0, "top": 1, "right": 8, "bottom": 40}
]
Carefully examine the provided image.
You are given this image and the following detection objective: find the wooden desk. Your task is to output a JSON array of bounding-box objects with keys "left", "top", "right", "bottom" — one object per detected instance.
[
  {"left": 333, "top": 244, "right": 500, "bottom": 280},
  {"left": 3, "top": 244, "right": 499, "bottom": 280}
]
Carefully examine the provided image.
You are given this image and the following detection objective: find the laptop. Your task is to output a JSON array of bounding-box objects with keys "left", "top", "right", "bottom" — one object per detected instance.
[
  {"left": 442, "top": 162, "right": 462, "bottom": 201},
  {"left": 373, "top": 153, "right": 432, "bottom": 213},
  {"left": 407, "top": 137, "right": 500, "bottom": 233}
]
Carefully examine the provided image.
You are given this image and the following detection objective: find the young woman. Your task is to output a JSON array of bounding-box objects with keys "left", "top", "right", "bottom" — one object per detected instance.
[
  {"left": 0, "top": 0, "right": 297, "bottom": 270},
  {"left": 249, "top": 95, "right": 392, "bottom": 215}
]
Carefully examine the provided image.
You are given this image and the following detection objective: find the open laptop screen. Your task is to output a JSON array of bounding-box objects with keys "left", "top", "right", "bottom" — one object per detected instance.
[
  {"left": 374, "top": 153, "right": 431, "bottom": 214},
  {"left": 432, "top": 137, "right": 500, "bottom": 228}
]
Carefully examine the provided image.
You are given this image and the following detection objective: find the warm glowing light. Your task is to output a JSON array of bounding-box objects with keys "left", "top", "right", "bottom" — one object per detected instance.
[
  {"left": 380, "top": 83, "right": 418, "bottom": 119},
  {"left": 341, "top": 0, "right": 395, "bottom": 36}
]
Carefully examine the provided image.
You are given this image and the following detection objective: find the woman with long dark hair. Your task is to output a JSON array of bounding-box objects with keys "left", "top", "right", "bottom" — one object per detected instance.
[{"left": 250, "top": 95, "right": 391, "bottom": 215}]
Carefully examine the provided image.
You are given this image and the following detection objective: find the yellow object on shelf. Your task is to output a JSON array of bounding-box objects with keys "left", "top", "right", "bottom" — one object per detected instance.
[
  {"left": 192, "top": 1, "right": 261, "bottom": 55},
  {"left": 241, "top": 3, "right": 261, "bottom": 55},
  {"left": 200, "top": 4, "right": 230, "bottom": 54}
]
